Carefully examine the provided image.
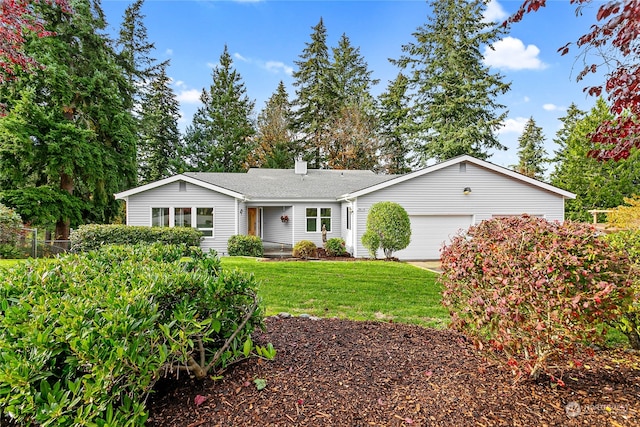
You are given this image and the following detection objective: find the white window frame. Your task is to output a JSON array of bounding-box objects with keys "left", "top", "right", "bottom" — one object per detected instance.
[
  {"left": 305, "top": 207, "right": 332, "bottom": 233},
  {"left": 150, "top": 206, "right": 215, "bottom": 238}
]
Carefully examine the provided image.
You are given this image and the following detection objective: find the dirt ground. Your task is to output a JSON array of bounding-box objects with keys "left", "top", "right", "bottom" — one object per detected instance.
[{"left": 147, "top": 317, "right": 639, "bottom": 427}]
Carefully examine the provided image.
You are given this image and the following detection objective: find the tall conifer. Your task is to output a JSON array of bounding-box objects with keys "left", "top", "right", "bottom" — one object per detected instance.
[
  {"left": 182, "top": 45, "right": 255, "bottom": 172},
  {"left": 394, "top": 0, "right": 510, "bottom": 163}
]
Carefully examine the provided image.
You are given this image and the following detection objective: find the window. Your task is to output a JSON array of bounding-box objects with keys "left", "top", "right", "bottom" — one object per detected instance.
[
  {"left": 306, "top": 207, "right": 331, "bottom": 232},
  {"left": 174, "top": 208, "right": 192, "bottom": 227},
  {"left": 152, "top": 208, "right": 169, "bottom": 227},
  {"left": 151, "top": 207, "right": 214, "bottom": 237},
  {"left": 346, "top": 207, "right": 352, "bottom": 230},
  {"left": 197, "top": 208, "right": 214, "bottom": 237}
]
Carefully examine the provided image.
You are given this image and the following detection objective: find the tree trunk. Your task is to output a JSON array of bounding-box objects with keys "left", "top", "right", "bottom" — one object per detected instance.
[
  {"left": 55, "top": 172, "right": 74, "bottom": 248},
  {"left": 626, "top": 329, "right": 640, "bottom": 350}
]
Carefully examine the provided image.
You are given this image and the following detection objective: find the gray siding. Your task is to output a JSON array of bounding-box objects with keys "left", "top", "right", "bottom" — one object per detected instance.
[
  {"left": 353, "top": 162, "right": 567, "bottom": 258},
  {"left": 290, "top": 202, "right": 342, "bottom": 248},
  {"left": 125, "top": 181, "right": 238, "bottom": 254},
  {"left": 262, "top": 206, "right": 293, "bottom": 244}
]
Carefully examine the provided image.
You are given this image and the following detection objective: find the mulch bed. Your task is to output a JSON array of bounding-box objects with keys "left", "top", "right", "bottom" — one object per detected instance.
[{"left": 147, "top": 317, "right": 639, "bottom": 427}]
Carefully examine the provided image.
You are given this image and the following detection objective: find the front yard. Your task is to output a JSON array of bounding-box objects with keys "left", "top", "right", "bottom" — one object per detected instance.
[{"left": 220, "top": 257, "right": 446, "bottom": 328}]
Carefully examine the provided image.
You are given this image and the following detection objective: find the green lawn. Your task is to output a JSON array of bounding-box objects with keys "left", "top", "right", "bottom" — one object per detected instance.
[
  {"left": 0, "top": 259, "right": 20, "bottom": 269},
  {"left": 221, "top": 257, "right": 448, "bottom": 328}
]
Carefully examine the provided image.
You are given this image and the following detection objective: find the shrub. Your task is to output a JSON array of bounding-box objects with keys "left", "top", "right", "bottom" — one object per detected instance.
[
  {"left": 608, "top": 194, "right": 640, "bottom": 229},
  {"left": 325, "top": 237, "right": 346, "bottom": 256},
  {"left": 293, "top": 240, "right": 317, "bottom": 259},
  {"left": 70, "top": 224, "right": 202, "bottom": 252},
  {"left": 227, "top": 234, "right": 264, "bottom": 257},
  {"left": 361, "top": 229, "right": 380, "bottom": 259},
  {"left": 604, "top": 229, "right": 640, "bottom": 349},
  {"left": 441, "top": 216, "right": 634, "bottom": 380},
  {"left": 0, "top": 204, "right": 22, "bottom": 256},
  {"left": 0, "top": 243, "right": 270, "bottom": 426},
  {"left": 361, "top": 202, "right": 411, "bottom": 259}
]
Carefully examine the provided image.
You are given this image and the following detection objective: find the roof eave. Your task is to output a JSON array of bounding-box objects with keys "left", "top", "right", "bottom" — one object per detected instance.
[{"left": 114, "top": 174, "right": 246, "bottom": 200}]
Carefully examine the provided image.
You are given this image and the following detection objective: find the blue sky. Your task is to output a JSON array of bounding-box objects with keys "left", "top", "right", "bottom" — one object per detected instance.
[{"left": 101, "top": 0, "right": 605, "bottom": 170}]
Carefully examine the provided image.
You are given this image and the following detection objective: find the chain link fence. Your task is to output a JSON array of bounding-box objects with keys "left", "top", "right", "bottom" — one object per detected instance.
[{"left": 16, "top": 228, "right": 69, "bottom": 258}]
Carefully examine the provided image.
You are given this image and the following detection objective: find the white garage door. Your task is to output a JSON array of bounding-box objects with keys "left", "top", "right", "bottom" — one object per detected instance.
[{"left": 395, "top": 215, "right": 473, "bottom": 260}]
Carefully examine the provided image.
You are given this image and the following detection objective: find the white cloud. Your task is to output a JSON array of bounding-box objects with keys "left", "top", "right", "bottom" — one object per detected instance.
[
  {"left": 234, "top": 52, "right": 249, "bottom": 62},
  {"left": 483, "top": 37, "right": 548, "bottom": 71},
  {"left": 165, "top": 48, "right": 173, "bottom": 56},
  {"left": 176, "top": 89, "right": 202, "bottom": 104},
  {"left": 523, "top": 96, "right": 530, "bottom": 103},
  {"left": 206, "top": 62, "right": 219, "bottom": 69},
  {"left": 543, "top": 103, "right": 565, "bottom": 111},
  {"left": 498, "top": 117, "right": 529, "bottom": 135},
  {"left": 483, "top": 0, "right": 508, "bottom": 23},
  {"left": 265, "top": 61, "right": 294, "bottom": 76}
]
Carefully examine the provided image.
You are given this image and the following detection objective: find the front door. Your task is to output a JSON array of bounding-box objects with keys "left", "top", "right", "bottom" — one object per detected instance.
[
  {"left": 248, "top": 208, "right": 257, "bottom": 235},
  {"left": 247, "top": 208, "right": 262, "bottom": 237}
]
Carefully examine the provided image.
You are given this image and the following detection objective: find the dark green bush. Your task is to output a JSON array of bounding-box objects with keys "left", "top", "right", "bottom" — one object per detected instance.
[
  {"left": 70, "top": 224, "right": 202, "bottom": 252},
  {"left": 293, "top": 240, "right": 317, "bottom": 259},
  {"left": 227, "top": 234, "right": 264, "bottom": 257},
  {"left": 325, "top": 237, "right": 347, "bottom": 256},
  {"left": 362, "top": 201, "right": 411, "bottom": 259},
  {"left": 0, "top": 204, "right": 22, "bottom": 259},
  {"left": 0, "top": 243, "right": 269, "bottom": 426}
]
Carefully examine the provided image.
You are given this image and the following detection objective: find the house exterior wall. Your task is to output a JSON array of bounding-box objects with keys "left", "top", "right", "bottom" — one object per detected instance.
[
  {"left": 261, "top": 206, "right": 293, "bottom": 244},
  {"left": 353, "top": 162, "right": 567, "bottom": 259},
  {"left": 124, "top": 181, "right": 238, "bottom": 254},
  {"left": 290, "top": 202, "right": 342, "bottom": 248}
]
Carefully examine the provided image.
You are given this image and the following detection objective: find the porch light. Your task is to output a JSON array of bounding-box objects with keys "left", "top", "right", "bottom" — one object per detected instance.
[{"left": 463, "top": 187, "right": 472, "bottom": 195}]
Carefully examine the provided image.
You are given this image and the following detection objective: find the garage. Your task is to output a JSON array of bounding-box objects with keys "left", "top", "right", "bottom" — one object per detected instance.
[{"left": 395, "top": 215, "right": 473, "bottom": 260}]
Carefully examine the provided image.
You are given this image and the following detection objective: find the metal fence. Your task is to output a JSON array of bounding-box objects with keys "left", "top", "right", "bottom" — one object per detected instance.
[{"left": 17, "top": 228, "right": 69, "bottom": 258}]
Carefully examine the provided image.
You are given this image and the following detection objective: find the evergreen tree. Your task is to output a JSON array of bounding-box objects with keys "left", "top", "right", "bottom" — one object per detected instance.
[
  {"left": 320, "top": 33, "right": 380, "bottom": 170},
  {"left": 247, "top": 81, "right": 297, "bottom": 169},
  {"left": 550, "top": 99, "right": 640, "bottom": 222},
  {"left": 182, "top": 45, "right": 255, "bottom": 172},
  {"left": 290, "top": 18, "right": 331, "bottom": 168},
  {"left": 0, "top": 0, "right": 137, "bottom": 240},
  {"left": 137, "top": 61, "right": 181, "bottom": 183},
  {"left": 513, "top": 117, "right": 547, "bottom": 180},
  {"left": 116, "top": 0, "right": 158, "bottom": 113},
  {"left": 328, "top": 33, "right": 378, "bottom": 109},
  {"left": 393, "top": 0, "right": 510, "bottom": 163},
  {"left": 378, "top": 73, "right": 414, "bottom": 174}
]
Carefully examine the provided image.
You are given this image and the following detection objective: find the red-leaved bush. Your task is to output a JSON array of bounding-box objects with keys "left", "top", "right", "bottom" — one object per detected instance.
[{"left": 440, "top": 215, "right": 634, "bottom": 380}]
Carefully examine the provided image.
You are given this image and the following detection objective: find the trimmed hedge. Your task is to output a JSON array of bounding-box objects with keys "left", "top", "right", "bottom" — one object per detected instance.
[
  {"left": 227, "top": 234, "right": 264, "bottom": 257},
  {"left": 70, "top": 224, "right": 202, "bottom": 252},
  {"left": 0, "top": 244, "right": 269, "bottom": 426}
]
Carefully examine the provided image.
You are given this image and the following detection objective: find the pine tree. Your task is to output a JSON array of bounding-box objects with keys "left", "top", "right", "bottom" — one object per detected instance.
[
  {"left": 513, "top": 117, "right": 547, "bottom": 180},
  {"left": 182, "top": 45, "right": 255, "bottom": 172},
  {"left": 550, "top": 99, "right": 640, "bottom": 222},
  {"left": 247, "top": 81, "right": 297, "bottom": 169},
  {"left": 290, "top": 18, "right": 331, "bottom": 168},
  {"left": 138, "top": 61, "right": 181, "bottom": 183},
  {"left": 378, "top": 73, "right": 414, "bottom": 174},
  {"left": 0, "top": 0, "right": 137, "bottom": 241},
  {"left": 393, "top": 0, "right": 510, "bottom": 164}
]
